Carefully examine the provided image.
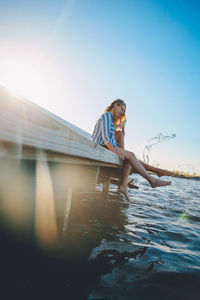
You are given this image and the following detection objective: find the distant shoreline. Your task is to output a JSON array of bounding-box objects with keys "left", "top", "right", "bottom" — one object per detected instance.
[{"left": 173, "top": 174, "right": 200, "bottom": 181}]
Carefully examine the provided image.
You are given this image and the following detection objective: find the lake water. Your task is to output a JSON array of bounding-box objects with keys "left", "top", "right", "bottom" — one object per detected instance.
[{"left": 0, "top": 175, "right": 200, "bottom": 299}]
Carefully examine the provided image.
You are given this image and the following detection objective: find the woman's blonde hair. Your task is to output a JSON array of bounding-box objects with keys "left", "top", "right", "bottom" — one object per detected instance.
[{"left": 105, "top": 99, "right": 126, "bottom": 128}]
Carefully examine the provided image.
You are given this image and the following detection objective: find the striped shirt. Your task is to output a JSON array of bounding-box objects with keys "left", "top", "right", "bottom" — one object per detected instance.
[{"left": 91, "top": 111, "right": 118, "bottom": 148}]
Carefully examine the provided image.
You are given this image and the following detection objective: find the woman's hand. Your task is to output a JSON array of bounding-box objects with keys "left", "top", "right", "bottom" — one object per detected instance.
[{"left": 121, "top": 120, "right": 126, "bottom": 134}]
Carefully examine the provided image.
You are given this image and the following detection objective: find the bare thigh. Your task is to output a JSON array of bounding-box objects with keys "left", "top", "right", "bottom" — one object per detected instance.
[{"left": 116, "top": 147, "right": 133, "bottom": 159}]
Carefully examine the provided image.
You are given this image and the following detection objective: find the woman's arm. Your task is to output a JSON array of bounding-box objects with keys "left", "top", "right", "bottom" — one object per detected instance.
[
  {"left": 105, "top": 142, "right": 117, "bottom": 153},
  {"left": 121, "top": 120, "right": 126, "bottom": 134},
  {"left": 105, "top": 142, "right": 125, "bottom": 160},
  {"left": 101, "top": 112, "right": 112, "bottom": 145}
]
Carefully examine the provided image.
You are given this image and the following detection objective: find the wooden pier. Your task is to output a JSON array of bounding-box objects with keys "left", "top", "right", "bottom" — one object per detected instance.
[{"left": 0, "top": 87, "right": 137, "bottom": 249}]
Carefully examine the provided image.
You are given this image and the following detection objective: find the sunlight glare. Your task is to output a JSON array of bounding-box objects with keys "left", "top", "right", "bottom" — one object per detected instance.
[{"left": 0, "top": 45, "right": 64, "bottom": 108}]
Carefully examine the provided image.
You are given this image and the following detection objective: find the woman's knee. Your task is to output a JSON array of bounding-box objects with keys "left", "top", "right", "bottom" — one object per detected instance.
[{"left": 127, "top": 151, "right": 136, "bottom": 160}]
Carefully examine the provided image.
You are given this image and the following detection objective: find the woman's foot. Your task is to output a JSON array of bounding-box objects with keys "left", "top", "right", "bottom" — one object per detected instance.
[
  {"left": 150, "top": 178, "right": 171, "bottom": 188},
  {"left": 119, "top": 184, "right": 130, "bottom": 201},
  {"left": 156, "top": 169, "right": 174, "bottom": 177}
]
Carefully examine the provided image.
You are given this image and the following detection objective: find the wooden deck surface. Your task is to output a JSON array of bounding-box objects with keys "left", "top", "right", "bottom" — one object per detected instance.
[{"left": 0, "top": 86, "right": 122, "bottom": 168}]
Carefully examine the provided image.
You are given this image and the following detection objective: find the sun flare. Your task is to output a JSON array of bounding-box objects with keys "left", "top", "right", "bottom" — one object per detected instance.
[{"left": 0, "top": 45, "right": 63, "bottom": 107}]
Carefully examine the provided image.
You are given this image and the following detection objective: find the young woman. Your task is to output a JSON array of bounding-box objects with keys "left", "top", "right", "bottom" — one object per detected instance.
[{"left": 92, "top": 99, "right": 172, "bottom": 201}]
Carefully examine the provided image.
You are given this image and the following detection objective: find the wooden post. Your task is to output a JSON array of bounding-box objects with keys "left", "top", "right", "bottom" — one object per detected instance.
[
  {"left": 62, "top": 187, "right": 73, "bottom": 235},
  {"left": 35, "top": 150, "right": 58, "bottom": 249},
  {"left": 102, "top": 177, "right": 110, "bottom": 192}
]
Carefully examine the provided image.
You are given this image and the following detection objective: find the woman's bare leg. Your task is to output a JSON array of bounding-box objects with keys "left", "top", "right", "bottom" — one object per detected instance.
[
  {"left": 116, "top": 148, "right": 171, "bottom": 200},
  {"left": 115, "top": 131, "right": 171, "bottom": 201},
  {"left": 115, "top": 131, "right": 131, "bottom": 200},
  {"left": 140, "top": 161, "right": 174, "bottom": 177},
  {"left": 119, "top": 159, "right": 132, "bottom": 201},
  {"left": 115, "top": 130, "right": 132, "bottom": 182},
  {"left": 115, "top": 130, "right": 173, "bottom": 177}
]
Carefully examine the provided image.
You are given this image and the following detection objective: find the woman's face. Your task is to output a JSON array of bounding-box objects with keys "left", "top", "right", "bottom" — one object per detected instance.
[{"left": 114, "top": 103, "right": 126, "bottom": 119}]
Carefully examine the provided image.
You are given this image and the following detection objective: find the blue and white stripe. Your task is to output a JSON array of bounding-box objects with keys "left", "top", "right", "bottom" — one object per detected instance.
[{"left": 91, "top": 111, "right": 118, "bottom": 148}]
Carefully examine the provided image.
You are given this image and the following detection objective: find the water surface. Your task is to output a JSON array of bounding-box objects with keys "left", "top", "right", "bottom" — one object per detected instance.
[
  {"left": 60, "top": 175, "right": 199, "bottom": 299},
  {"left": 0, "top": 175, "right": 200, "bottom": 299}
]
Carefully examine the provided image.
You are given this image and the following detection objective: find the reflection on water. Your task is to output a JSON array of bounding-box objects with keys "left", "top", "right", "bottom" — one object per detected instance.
[{"left": 0, "top": 175, "right": 200, "bottom": 299}]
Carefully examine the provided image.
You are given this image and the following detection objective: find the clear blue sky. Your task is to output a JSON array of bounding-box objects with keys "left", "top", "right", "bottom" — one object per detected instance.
[{"left": 0, "top": 0, "right": 199, "bottom": 173}]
